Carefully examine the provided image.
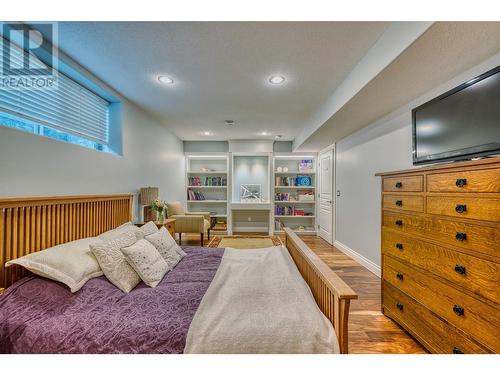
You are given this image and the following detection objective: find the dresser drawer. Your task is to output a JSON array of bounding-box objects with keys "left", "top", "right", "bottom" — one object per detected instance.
[
  {"left": 382, "top": 228, "right": 500, "bottom": 304},
  {"left": 427, "top": 196, "right": 500, "bottom": 222},
  {"left": 383, "top": 175, "right": 423, "bottom": 192},
  {"left": 383, "top": 194, "right": 424, "bottom": 213},
  {"left": 382, "top": 211, "right": 500, "bottom": 259},
  {"left": 383, "top": 281, "right": 489, "bottom": 353},
  {"left": 384, "top": 256, "right": 500, "bottom": 352},
  {"left": 427, "top": 169, "right": 500, "bottom": 193}
]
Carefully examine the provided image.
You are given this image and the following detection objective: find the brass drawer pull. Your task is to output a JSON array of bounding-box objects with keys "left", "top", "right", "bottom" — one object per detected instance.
[
  {"left": 395, "top": 182, "right": 403, "bottom": 188},
  {"left": 454, "top": 264, "right": 466, "bottom": 275},
  {"left": 396, "top": 302, "right": 404, "bottom": 311},
  {"left": 453, "top": 305, "right": 465, "bottom": 316},
  {"left": 455, "top": 232, "right": 467, "bottom": 241},
  {"left": 395, "top": 220, "right": 403, "bottom": 226},
  {"left": 396, "top": 243, "right": 404, "bottom": 250},
  {"left": 453, "top": 347, "right": 464, "bottom": 354},
  {"left": 396, "top": 272, "right": 404, "bottom": 280},
  {"left": 455, "top": 178, "right": 467, "bottom": 187},
  {"left": 455, "top": 204, "right": 467, "bottom": 213},
  {"left": 395, "top": 200, "right": 403, "bottom": 206}
]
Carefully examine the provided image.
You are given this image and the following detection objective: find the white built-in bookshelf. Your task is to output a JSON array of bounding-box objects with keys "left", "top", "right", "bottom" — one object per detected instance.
[
  {"left": 272, "top": 153, "right": 317, "bottom": 235},
  {"left": 185, "top": 153, "right": 229, "bottom": 234},
  {"left": 184, "top": 152, "right": 317, "bottom": 236}
]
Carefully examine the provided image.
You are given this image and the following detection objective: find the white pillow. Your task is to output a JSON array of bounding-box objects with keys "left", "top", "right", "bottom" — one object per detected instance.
[
  {"left": 139, "top": 221, "right": 159, "bottom": 237},
  {"left": 6, "top": 237, "right": 104, "bottom": 292},
  {"left": 98, "top": 221, "right": 159, "bottom": 242},
  {"left": 90, "top": 231, "right": 141, "bottom": 293},
  {"left": 145, "top": 227, "right": 184, "bottom": 269},
  {"left": 121, "top": 239, "right": 169, "bottom": 288}
]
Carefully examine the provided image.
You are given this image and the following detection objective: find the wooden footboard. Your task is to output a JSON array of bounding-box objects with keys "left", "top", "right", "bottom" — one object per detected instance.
[{"left": 284, "top": 228, "right": 357, "bottom": 354}]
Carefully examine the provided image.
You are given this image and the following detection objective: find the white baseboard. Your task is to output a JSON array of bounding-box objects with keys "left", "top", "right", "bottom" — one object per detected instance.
[{"left": 333, "top": 240, "right": 381, "bottom": 278}]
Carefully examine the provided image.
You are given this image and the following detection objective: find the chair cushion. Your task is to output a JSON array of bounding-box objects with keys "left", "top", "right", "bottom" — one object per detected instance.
[{"left": 167, "top": 201, "right": 185, "bottom": 216}]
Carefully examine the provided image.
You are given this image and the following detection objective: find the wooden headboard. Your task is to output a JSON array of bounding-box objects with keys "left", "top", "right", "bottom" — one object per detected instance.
[{"left": 0, "top": 194, "right": 133, "bottom": 291}]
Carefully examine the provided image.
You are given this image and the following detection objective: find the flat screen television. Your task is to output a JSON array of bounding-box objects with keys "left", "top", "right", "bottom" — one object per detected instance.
[{"left": 412, "top": 65, "right": 500, "bottom": 165}]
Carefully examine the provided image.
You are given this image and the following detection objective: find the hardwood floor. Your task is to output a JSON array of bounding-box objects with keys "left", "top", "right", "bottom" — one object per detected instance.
[{"left": 179, "top": 233, "right": 427, "bottom": 354}]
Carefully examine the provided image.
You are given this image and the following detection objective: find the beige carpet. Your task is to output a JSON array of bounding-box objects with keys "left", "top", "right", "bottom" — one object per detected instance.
[{"left": 207, "top": 235, "right": 283, "bottom": 249}]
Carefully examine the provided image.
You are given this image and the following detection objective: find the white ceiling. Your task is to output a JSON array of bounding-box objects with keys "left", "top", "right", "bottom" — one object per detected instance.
[
  {"left": 296, "top": 22, "right": 500, "bottom": 150},
  {"left": 49, "top": 22, "right": 389, "bottom": 141}
]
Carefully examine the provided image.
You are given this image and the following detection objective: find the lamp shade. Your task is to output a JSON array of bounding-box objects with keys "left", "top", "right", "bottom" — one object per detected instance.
[{"left": 140, "top": 187, "right": 159, "bottom": 206}]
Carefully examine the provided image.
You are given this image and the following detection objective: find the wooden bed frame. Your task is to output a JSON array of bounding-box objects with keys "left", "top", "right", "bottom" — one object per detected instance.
[{"left": 0, "top": 194, "right": 357, "bottom": 354}]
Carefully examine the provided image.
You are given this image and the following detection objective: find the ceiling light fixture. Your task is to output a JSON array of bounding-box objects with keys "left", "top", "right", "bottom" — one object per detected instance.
[
  {"left": 158, "top": 75, "right": 174, "bottom": 85},
  {"left": 259, "top": 131, "right": 270, "bottom": 136},
  {"left": 202, "top": 131, "right": 214, "bottom": 136},
  {"left": 268, "top": 75, "right": 285, "bottom": 85}
]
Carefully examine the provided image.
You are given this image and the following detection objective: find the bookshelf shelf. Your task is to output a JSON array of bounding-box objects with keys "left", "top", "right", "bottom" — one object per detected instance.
[
  {"left": 273, "top": 154, "right": 317, "bottom": 235},
  {"left": 274, "top": 201, "right": 315, "bottom": 203},
  {"left": 187, "top": 171, "right": 227, "bottom": 174},
  {"left": 187, "top": 200, "right": 227, "bottom": 203},
  {"left": 185, "top": 153, "right": 230, "bottom": 234}
]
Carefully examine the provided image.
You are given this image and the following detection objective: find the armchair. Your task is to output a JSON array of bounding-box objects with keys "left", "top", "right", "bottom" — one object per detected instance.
[{"left": 166, "top": 202, "right": 211, "bottom": 245}]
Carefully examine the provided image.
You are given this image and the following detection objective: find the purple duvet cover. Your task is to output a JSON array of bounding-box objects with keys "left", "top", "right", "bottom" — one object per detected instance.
[{"left": 0, "top": 247, "right": 224, "bottom": 354}]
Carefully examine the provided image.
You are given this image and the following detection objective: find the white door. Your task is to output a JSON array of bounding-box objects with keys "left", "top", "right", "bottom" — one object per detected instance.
[{"left": 318, "top": 149, "right": 334, "bottom": 244}]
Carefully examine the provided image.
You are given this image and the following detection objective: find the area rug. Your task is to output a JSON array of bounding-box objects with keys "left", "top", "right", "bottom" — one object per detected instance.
[{"left": 207, "top": 235, "right": 283, "bottom": 249}]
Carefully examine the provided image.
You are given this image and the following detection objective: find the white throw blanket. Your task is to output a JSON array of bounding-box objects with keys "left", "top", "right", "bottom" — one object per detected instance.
[{"left": 184, "top": 246, "right": 339, "bottom": 354}]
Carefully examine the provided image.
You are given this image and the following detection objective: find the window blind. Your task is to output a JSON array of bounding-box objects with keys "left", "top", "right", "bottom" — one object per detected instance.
[{"left": 0, "top": 38, "right": 110, "bottom": 144}]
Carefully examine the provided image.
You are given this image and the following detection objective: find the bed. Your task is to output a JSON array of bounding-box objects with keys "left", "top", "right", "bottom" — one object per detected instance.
[{"left": 0, "top": 194, "right": 357, "bottom": 354}]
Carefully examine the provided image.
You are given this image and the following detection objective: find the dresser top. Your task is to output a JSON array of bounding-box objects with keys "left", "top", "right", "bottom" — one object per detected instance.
[{"left": 376, "top": 156, "right": 500, "bottom": 177}]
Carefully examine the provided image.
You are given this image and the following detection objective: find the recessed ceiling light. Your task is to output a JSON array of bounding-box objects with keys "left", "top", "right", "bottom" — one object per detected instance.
[
  {"left": 224, "top": 120, "right": 236, "bottom": 126},
  {"left": 268, "top": 75, "right": 285, "bottom": 85},
  {"left": 259, "top": 131, "right": 270, "bottom": 136},
  {"left": 202, "top": 131, "right": 214, "bottom": 136},
  {"left": 158, "top": 75, "right": 174, "bottom": 85}
]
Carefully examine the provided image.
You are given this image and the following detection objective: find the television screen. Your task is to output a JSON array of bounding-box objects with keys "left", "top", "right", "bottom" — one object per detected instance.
[{"left": 412, "top": 66, "right": 500, "bottom": 165}]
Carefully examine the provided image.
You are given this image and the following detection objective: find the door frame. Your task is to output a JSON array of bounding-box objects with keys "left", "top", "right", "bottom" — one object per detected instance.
[{"left": 318, "top": 144, "right": 336, "bottom": 244}]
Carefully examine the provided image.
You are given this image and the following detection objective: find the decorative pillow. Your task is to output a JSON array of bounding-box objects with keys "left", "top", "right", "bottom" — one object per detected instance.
[
  {"left": 98, "top": 221, "right": 142, "bottom": 242},
  {"left": 90, "top": 231, "right": 141, "bottom": 293},
  {"left": 145, "top": 227, "right": 184, "bottom": 269},
  {"left": 166, "top": 201, "right": 185, "bottom": 216},
  {"left": 139, "top": 221, "right": 159, "bottom": 237},
  {"left": 121, "top": 239, "right": 169, "bottom": 288},
  {"left": 6, "top": 237, "right": 104, "bottom": 292}
]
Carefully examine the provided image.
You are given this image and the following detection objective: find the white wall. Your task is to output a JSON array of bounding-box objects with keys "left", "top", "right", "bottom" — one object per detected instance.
[
  {"left": 232, "top": 155, "right": 269, "bottom": 202},
  {"left": 334, "top": 51, "right": 500, "bottom": 274},
  {"left": 0, "top": 98, "right": 185, "bottom": 221}
]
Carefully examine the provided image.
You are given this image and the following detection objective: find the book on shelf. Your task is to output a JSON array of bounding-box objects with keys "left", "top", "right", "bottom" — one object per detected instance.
[
  {"left": 187, "top": 189, "right": 206, "bottom": 201},
  {"left": 188, "top": 176, "right": 226, "bottom": 186},
  {"left": 275, "top": 176, "right": 296, "bottom": 186},
  {"left": 274, "top": 205, "right": 312, "bottom": 216}
]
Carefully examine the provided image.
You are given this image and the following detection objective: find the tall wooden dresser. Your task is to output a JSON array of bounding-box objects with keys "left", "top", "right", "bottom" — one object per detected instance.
[{"left": 376, "top": 158, "right": 500, "bottom": 354}]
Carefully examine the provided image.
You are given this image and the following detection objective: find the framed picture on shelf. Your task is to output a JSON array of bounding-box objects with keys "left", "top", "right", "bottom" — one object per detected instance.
[{"left": 240, "top": 184, "right": 262, "bottom": 202}]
